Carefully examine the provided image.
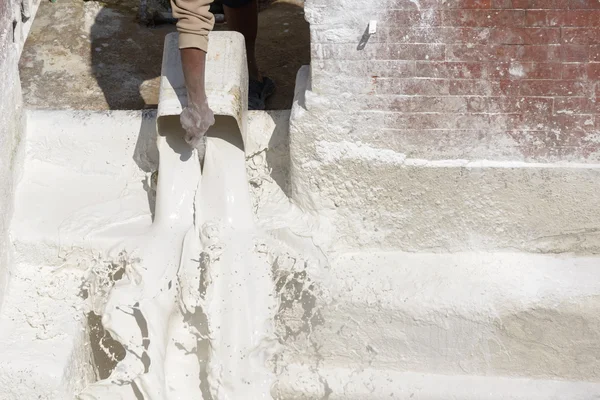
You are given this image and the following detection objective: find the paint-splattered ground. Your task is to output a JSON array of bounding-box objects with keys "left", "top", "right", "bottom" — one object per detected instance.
[{"left": 19, "top": 0, "right": 308, "bottom": 110}]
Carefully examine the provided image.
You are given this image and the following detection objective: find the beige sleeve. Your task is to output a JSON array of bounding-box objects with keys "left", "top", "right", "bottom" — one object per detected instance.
[{"left": 170, "top": 0, "right": 215, "bottom": 52}]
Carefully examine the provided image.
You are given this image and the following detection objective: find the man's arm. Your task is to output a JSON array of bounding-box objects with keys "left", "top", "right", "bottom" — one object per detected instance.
[{"left": 170, "top": 0, "right": 215, "bottom": 148}]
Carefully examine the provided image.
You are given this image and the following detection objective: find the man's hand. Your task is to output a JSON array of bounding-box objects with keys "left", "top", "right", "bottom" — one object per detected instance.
[
  {"left": 180, "top": 48, "right": 214, "bottom": 151},
  {"left": 180, "top": 99, "right": 215, "bottom": 149}
]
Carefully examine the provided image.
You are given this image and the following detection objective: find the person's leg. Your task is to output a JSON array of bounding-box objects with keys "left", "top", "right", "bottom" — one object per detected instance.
[
  {"left": 222, "top": 0, "right": 261, "bottom": 81},
  {"left": 220, "top": 0, "right": 274, "bottom": 109}
]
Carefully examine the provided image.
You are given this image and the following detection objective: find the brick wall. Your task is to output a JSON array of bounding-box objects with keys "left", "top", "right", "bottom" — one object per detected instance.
[{"left": 305, "top": 0, "right": 600, "bottom": 162}]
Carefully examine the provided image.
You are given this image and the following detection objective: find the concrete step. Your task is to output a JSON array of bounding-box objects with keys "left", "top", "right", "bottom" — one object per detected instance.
[
  {"left": 0, "top": 264, "right": 94, "bottom": 399},
  {"left": 274, "top": 364, "right": 600, "bottom": 400},
  {"left": 2, "top": 107, "right": 290, "bottom": 399},
  {"left": 11, "top": 110, "right": 157, "bottom": 266},
  {"left": 12, "top": 108, "right": 291, "bottom": 266},
  {"left": 278, "top": 251, "right": 600, "bottom": 383}
]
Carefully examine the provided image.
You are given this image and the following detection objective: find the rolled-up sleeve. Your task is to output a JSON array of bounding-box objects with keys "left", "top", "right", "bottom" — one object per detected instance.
[{"left": 171, "top": 0, "right": 215, "bottom": 52}]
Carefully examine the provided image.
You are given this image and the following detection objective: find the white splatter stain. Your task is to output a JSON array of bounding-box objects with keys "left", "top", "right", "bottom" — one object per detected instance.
[{"left": 509, "top": 62, "right": 526, "bottom": 78}]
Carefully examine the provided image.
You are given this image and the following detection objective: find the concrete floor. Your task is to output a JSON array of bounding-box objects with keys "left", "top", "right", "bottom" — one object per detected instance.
[{"left": 19, "top": 0, "right": 309, "bottom": 110}]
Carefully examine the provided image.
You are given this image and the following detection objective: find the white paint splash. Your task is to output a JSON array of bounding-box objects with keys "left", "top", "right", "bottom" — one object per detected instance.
[
  {"left": 408, "top": 0, "right": 421, "bottom": 10},
  {"left": 509, "top": 62, "right": 526, "bottom": 78},
  {"left": 195, "top": 117, "right": 278, "bottom": 400}
]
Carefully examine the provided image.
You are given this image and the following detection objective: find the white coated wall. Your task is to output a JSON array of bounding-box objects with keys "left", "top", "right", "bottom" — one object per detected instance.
[{"left": 0, "top": 0, "right": 40, "bottom": 309}]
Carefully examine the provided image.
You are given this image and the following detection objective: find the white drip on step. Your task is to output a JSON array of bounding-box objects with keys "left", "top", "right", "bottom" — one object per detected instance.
[
  {"left": 198, "top": 117, "right": 277, "bottom": 399},
  {"left": 79, "top": 116, "right": 276, "bottom": 399}
]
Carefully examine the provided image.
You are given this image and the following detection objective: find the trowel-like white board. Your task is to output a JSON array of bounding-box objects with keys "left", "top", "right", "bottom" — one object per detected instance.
[
  {"left": 158, "top": 32, "right": 249, "bottom": 146},
  {"left": 158, "top": 32, "right": 253, "bottom": 229}
]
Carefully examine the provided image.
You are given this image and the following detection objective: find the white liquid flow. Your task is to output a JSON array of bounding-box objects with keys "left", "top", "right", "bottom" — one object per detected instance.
[{"left": 79, "top": 116, "right": 277, "bottom": 400}]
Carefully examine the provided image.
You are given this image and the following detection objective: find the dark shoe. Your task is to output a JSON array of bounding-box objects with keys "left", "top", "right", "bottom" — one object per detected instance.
[
  {"left": 209, "top": 1, "right": 224, "bottom": 14},
  {"left": 248, "top": 77, "right": 275, "bottom": 110}
]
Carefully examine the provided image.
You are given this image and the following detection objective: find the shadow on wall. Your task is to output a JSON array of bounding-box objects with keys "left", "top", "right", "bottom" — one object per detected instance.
[{"left": 89, "top": 1, "right": 309, "bottom": 110}]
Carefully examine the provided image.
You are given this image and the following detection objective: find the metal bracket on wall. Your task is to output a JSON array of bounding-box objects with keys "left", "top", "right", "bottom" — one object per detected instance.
[{"left": 12, "top": 19, "right": 17, "bottom": 43}]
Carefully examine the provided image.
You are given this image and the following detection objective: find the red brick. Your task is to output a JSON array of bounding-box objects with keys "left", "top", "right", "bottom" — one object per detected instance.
[
  {"left": 553, "top": 115, "right": 595, "bottom": 131},
  {"left": 384, "top": 114, "right": 445, "bottom": 130},
  {"left": 384, "top": 114, "right": 498, "bottom": 130},
  {"left": 449, "top": 80, "right": 495, "bottom": 95},
  {"left": 320, "top": 60, "right": 416, "bottom": 79},
  {"left": 377, "top": 0, "right": 441, "bottom": 8},
  {"left": 560, "top": 45, "right": 589, "bottom": 61},
  {"left": 520, "top": 80, "right": 587, "bottom": 96},
  {"left": 591, "top": 45, "right": 600, "bottom": 61},
  {"left": 561, "top": 28, "right": 600, "bottom": 44},
  {"left": 525, "top": 10, "right": 548, "bottom": 26},
  {"left": 415, "top": 61, "right": 485, "bottom": 78},
  {"left": 377, "top": 44, "right": 446, "bottom": 61},
  {"left": 473, "top": 96, "right": 553, "bottom": 113},
  {"left": 492, "top": 79, "right": 521, "bottom": 95},
  {"left": 525, "top": 10, "right": 565, "bottom": 26},
  {"left": 518, "top": 45, "right": 561, "bottom": 61},
  {"left": 512, "top": 0, "right": 529, "bottom": 7},
  {"left": 354, "top": 95, "right": 465, "bottom": 113},
  {"left": 385, "top": 96, "right": 469, "bottom": 113},
  {"left": 570, "top": 0, "right": 600, "bottom": 8},
  {"left": 442, "top": 10, "right": 526, "bottom": 27},
  {"left": 522, "top": 62, "right": 563, "bottom": 79},
  {"left": 374, "top": 78, "right": 450, "bottom": 95},
  {"left": 449, "top": 0, "right": 492, "bottom": 8},
  {"left": 562, "top": 63, "right": 588, "bottom": 79},
  {"left": 488, "top": 62, "right": 563, "bottom": 79},
  {"left": 587, "top": 63, "right": 600, "bottom": 79},
  {"left": 508, "top": 97, "right": 554, "bottom": 113},
  {"left": 565, "top": 10, "right": 600, "bottom": 26},
  {"left": 491, "top": 0, "right": 512, "bottom": 7},
  {"left": 387, "top": 27, "right": 490, "bottom": 44},
  {"left": 438, "top": 27, "right": 491, "bottom": 44},
  {"left": 489, "top": 27, "right": 560, "bottom": 44},
  {"left": 506, "top": 112, "right": 553, "bottom": 131},
  {"left": 590, "top": 98, "right": 600, "bottom": 114},
  {"left": 512, "top": 0, "right": 569, "bottom": 7},
  {"left": 446, "top": 44, "right": 519, "bottom": 61},
  {"left": 553, "top": 97, "right": 592, "bottom": 114},
  {"left": 547, "top": 11, "right": 567, "bottom": 26},
  {"left": 466, "top": 96, "right": 489, "bottom": 112},
  {"left": 308, "top": 0, "right": 437, "bottom": 8},
  {"left": 314, "top": 43, "right": 445, "bottom": 62},
  {"left": 544, "top": 0, "right": 570, "bottom": 7}
]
